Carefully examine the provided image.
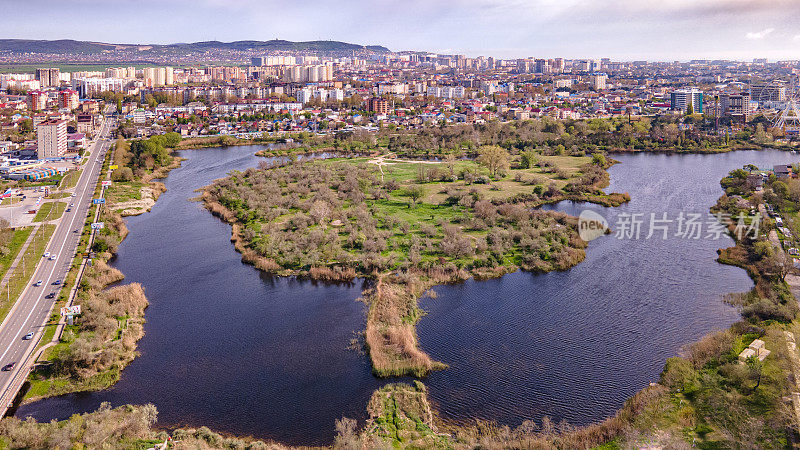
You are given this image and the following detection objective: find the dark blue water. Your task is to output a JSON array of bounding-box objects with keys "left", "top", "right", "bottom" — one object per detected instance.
[
  {"left": 15, "top": 146, "right": 384, "bottom": 445},
  {"left": 418, "top": 150, "right": 797, "bottom": 428},
  {"left": 16, "top": 148, "right": 798, "bottom": 445}
]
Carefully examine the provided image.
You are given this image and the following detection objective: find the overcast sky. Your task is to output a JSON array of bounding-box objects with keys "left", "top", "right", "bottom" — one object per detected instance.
[{"left": 7, "top": 0, "right": 800, "bottom": 60}]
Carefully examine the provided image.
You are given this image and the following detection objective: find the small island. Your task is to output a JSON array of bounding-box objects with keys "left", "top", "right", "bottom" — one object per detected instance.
[{"left": 203, "top": 146, "right": 628, "bottom": 376}]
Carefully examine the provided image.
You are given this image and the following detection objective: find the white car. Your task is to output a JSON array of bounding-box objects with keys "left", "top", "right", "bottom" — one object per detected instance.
[
  {"left": 49, "top": 255, "right": 56, "bottom": 261},
  {"left": 33, "top": 280, "right": 42, "bottom": 287},
  {"left": 43, "top": 252, "right": 50, "bottom": 258},
  {"left": 71, "top": 193, "right": 76, "bottom": 197}
]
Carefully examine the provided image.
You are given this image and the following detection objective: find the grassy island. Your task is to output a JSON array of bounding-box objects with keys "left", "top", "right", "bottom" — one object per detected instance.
[
  {"left": 335, "top": 164, "right": 800, "bottom": 448},
  {"left": 203, "top": 147, "right": 628, "bottom": 376}
]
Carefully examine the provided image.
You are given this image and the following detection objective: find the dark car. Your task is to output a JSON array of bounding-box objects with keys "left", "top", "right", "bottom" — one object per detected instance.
[
  {"left": 45, "top": 292, "right": 56, "bottom": 299},
  {"left": 2, "top": 362, "right": 15, "bottom": 371},
  {"left": 53, "top": 279, "right": 62, "bottom": 285}
]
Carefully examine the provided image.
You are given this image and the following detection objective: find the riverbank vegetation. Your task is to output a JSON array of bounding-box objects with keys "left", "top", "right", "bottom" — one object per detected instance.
[
  {"left": 25, "top": 199, "right": 149, "bottom": 399},
  {"left": 203, "top": 149, "right": 625, "bottom": 376},
  {"left": 249, "top": 116, "right": 773, "bottom": 161},
  {"left": 24, "top": 136, "right": 184, "bottom": 400},
  {"left": 0, "top": 403, "right": 288, "bottom": 449},
  {"left": 105, "top": 136, "right": 179, "bottom": 216},
  {"left": 328, "top": 165, "right": 800, "bottom": 448}
]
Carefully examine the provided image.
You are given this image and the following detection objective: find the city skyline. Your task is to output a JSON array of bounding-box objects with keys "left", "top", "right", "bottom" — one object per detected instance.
[{"left": 6, "top": 0, "right": 800, "bottom": 61}]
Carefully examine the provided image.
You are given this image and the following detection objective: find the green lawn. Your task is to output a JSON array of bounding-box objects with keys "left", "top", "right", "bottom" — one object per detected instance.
[
  {"left": 324, "top": 156, "right": 589, "bottom": 205},
  {"left": 0, "top": 225, "right": 56, "bottom": 323},
  {"left": 46, "top": 192, "right": 71, "bottom": 200},
  {"left": 59, "top": 170, "right": 81, "bottom": 190},
  {"left": 105, "top": 181, "right": 146, "bottom": 204},
  {"left": 0, "top": 197, "right": 22, "bottom": 206},
  {"left": 0, "top": 227, "right": 33, "bottom": 281},
  {"left": 33, "top": 202, "right": 66, "bottom": 222}
]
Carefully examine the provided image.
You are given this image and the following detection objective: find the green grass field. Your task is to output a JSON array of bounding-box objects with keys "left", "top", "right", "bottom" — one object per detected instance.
[
  {"left": 105, "top": 181, "right": 146, "bottom": 204},
  {"left": 33, "top": 202, "right": 66, "bottom": 222},
  {"left": 59, "top": 169, "right": 81, "bottom": 190},
  {"left": 0, "top": 197, "right": 22, "bottom": 206},
  {"left": 0, "top": 224, "right": 56, "bottom": 324},
  {"left": 325, "top": 155, "right": 590, "bottom": 205},
  {"left": 0, "top": 227, "right": 33, "bottom": 281},
  {"left": 46, "top": 192, "right": 71, "bottom": 200}
]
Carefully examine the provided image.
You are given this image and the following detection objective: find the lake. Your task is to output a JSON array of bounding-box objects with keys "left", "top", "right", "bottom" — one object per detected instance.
[{"left": 17, "top": 147, "right": 798, "bottom": 445}]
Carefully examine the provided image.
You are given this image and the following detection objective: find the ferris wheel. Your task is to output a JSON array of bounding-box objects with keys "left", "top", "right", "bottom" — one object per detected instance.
[{"left": 763, "top": 79, "right": 800, "bottom": 135}]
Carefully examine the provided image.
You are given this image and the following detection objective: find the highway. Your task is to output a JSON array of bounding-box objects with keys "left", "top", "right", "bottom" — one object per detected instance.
[{"left": 0, "top": 107, "right": 115, "bottom": 410}]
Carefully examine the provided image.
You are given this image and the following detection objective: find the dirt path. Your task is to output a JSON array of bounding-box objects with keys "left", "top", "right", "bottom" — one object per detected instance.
[
  {"left": 367, "top": 153, "right": 443, "bottom": 183},
  {"left": 783, "top": 330, "right": 800, "bottom": 436}
]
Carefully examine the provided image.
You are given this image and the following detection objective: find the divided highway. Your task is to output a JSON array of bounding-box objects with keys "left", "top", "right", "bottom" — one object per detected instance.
[{"left": 0, "top": 108, "right": 115, "bottom": 411}]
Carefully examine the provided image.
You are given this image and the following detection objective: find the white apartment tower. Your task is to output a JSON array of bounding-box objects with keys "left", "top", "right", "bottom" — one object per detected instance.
[{"left": 37, "top": 119, "right": 68, "bottom": 159}]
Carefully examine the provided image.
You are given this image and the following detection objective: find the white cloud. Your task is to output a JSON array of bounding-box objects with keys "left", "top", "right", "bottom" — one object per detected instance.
[{"left": 746, "top": 28, "right": 774, "bottom": 39}]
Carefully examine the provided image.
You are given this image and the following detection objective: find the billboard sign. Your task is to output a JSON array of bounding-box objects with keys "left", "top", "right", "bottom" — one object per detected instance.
[
  {"left": 91, "top": 222, "right": 105, "bottom": 229},
  {"left": 60, "top": 305, "right": 81, "bottom": 316},
  {"left": 93, "top": 198, "right": 105, "bottom": 204}
]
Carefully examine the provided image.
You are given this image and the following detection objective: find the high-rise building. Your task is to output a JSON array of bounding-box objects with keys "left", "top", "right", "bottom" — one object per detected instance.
[
  {"left": 367, "top": 97, "right": 390, "bottom": 115},
  {"left": 721, "top": 93, "right": 752, "bottom": 122},
  {"left": 36, "top": 119, "right": 68, "bottom": 159},
  {"left": 72, "top": 77, "right": 126, "bottom": 97},
  {"left": 750, "top": 82, "right": 786, "bottom": 103},
  {"left": 534, "top": 59, "right": 550, "bottom": 74},
  {"left": 105, "top": 67, "right": 127, "bottom": 78},
  {"left": 252, "top": 57, "right": 266, "bottom": 66},
  {"left": 154, "top": 67, "right": 166, "bottom": 86},
  {"left": 27, "top": 90, "right": 48, "bottom": 111},
  {"left": 671, "top": 88, "right": 704, "bottom": 113},
  {"left": 590, "top": 73, "right": 608, "bottom": 90},
  {"left": 58, "top": 89, "right": 79, "bottom": 110},
  {"left": 143, "top": 67, "right": 157, "bottom": 87},
  {"left": 35, "top": 68, "right": 61, "bottom": 88},
  {"left": 165, "top": 67, "right": 174, "bottom": 86}
]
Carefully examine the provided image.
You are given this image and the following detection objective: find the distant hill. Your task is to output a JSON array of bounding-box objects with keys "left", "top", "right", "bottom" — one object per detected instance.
[
  {"left": 0, "top": 39, "right": 118, "bottom": 53},
  {"left": 167, "top": 40, "right": 390, "bottom": 53},
  {"left": 0, "top": 39, "right": 391, "bottom": 54}
]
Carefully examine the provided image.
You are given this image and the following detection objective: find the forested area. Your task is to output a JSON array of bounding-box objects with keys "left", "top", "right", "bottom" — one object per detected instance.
[{"left": 270, "top": 116, "right": 770, "bottom": 158}]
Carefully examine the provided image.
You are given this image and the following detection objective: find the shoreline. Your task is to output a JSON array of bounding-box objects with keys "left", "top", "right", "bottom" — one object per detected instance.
[
  {"left": 14, "top": 146, "right": 794, "bottom": 448},
  {"left": 22, "top": 147, "right": 185, "bottom": 402},
  {"left": 199, "top": 152, "right": 617, "bottom": 377}
]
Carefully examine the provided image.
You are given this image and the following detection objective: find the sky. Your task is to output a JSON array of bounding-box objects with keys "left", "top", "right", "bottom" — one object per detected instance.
[{"left": 5, "top": 0, "right": 800, "bottom": 61}]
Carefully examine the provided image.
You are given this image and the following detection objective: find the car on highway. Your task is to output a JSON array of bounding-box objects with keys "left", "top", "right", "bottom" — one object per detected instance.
[
  {"left": 70, "top": 203, "right": 75, "bottom": 207},
  {"left": 43, "top": 252, "right": 50, "bottom": 258},
  {"left": 66, "top": 208, "right": 71, "bottom": 212},
  {"left": 23, "top": 332, "right": 33, "bottom": 340},
  {"left": 45, "top": 292, "right": 56, "bottom": 299},
  {"left": 71, "top": 193, "right": 76, "bottom": 197},
  {"left": 2, "top": 363, "right": 15, "bottom": 371},
  {"left": 53, "top": 279, "right": 62, "bottom": 285},
  {"left": 33, "top": 280, "right": 42, "bottom": 287},
  {"left": 49, "top": 254, "right": 56, "bottom": 261}
]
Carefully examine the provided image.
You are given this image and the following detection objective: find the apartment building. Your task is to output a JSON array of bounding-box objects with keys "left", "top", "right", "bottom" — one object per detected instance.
[
  {"left": 58, "top": 89, "right": 79, "bottom": 110},
  {"left": 671, "top": 88, "right": 704, "bottom": 113},
  {"left": 35, "top": 68, "right": 61, "bottom": 88},
  {"left": 36, "top": 118, "right": 68, "bottom": 158}
]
